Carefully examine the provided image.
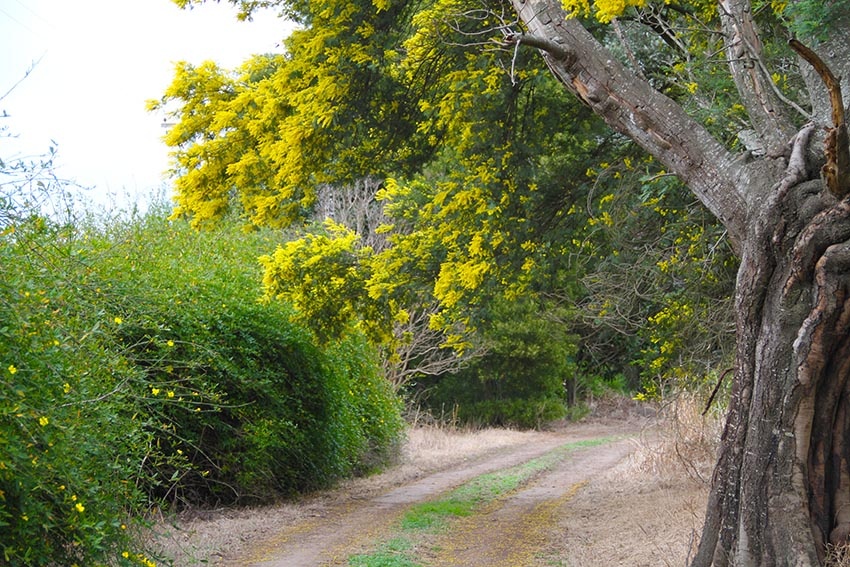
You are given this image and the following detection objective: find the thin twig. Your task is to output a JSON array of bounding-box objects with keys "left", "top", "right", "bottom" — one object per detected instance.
[
  {"left": 703, "top": 367, "right": 734, "bottom": 416},
  {"left": 1, "top": 54, "right": 44, "bottom": 101}
]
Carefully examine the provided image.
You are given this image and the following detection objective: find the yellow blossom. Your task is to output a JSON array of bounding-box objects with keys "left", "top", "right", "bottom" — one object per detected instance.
[
  {"left": 8, "top": 365, "right": 17, "bottom": 375},
  {"left": 38, "top": 416, "right": 49, "bottom": 427},
  {"left": 75, "top": 502, "right": 85, "bottom": 513},
  {"left": 114, "top": 316, "right": 123, "bottom": 324}
]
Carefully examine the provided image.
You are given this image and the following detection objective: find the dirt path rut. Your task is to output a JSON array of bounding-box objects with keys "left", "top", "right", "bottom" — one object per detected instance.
[
  {"left": 424, "top": 438, "right": 636, "bottom": 567},
  {"left": 232, "top": 425, "right": 636, "bottom": 567}
]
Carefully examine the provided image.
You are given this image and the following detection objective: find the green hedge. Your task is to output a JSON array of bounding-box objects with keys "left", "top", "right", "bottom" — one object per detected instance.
[{"left": 0, "top": 208, "right": 403, "bottom": 565}]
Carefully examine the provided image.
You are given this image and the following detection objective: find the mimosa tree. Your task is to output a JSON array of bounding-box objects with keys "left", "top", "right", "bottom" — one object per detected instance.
[{"left": 160, "top": 0, "right": 850, "bottom": 562}]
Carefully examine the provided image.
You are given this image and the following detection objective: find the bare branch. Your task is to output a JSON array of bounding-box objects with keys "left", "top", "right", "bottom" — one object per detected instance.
[
  {"left": 384, "top": 304, "right": 485, "bottom": 388},
  {"left": 1, "top": 55, "right": 44, "bottom": 102},
  {"left": 790, "top": 39, "right": 850, "bottom": 199}
]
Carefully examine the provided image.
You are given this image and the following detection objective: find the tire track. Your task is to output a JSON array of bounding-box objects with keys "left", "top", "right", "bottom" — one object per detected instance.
[
  {"left": 423, "top": 438, "right": 636, "bottom": 567},
  {"left": 230, "top": 426, "right": 634, "bottom": 566}
]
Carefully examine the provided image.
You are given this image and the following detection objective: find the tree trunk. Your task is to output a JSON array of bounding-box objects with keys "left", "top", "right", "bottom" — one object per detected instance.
[
  {"left": 694, "top": 144, "right": 850, "bottom": 565},
  {"left": 508, "top": 1, "right": 850, "bottom": 563}
]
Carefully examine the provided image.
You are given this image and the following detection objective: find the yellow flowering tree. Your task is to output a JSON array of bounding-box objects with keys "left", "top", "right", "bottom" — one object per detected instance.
[{"left": 160, "top": 0, "right": 850, "bottom": 558}]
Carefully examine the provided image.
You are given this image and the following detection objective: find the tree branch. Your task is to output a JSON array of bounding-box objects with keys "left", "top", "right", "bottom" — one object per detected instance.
[
  {"left": 718, "top": 0, "right": 797, "bottom": 153},
  {"left": 508, "top": 0, "right": 748, "bottom": 246},
  {"left": 503, "top": 31, "right": 572, "bottom": 62},
  {"left": 790, "top": 39, "right": 850, "bottom": 199}
]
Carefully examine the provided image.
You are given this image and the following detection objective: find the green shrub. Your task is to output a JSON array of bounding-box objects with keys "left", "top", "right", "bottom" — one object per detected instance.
[
  {"left": 419, "top": 297, "right": 571, "bottom": 429},
  {"left": 93, "top": 211, "right": 404, "bottom": 504},
  {"left": 0, "top": 197, "right": 404, "bottom": 564},
  {"left": 0, "top": 216, "right": 162, "bottom": 566}
]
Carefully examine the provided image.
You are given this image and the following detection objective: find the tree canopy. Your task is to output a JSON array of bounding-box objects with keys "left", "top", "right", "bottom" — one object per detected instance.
[
  {"left": 156, "top": 0, "right": 850, "bottom": 561},
  {"left": 152, "top": 0, "right": 744, "bottom": 389}
]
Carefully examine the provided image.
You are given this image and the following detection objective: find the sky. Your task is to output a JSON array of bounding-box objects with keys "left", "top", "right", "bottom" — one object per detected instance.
[{"left": 1, "top": 0, "right": 294, "bottom": 210}]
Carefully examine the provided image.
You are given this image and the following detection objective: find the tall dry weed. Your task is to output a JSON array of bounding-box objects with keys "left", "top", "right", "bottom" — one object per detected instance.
[
  {"left": 633, "top": 391, "right": 723, "bottom": 484},
  {"left": 827, "top": 544, "right": 850, "bottom": 567}
]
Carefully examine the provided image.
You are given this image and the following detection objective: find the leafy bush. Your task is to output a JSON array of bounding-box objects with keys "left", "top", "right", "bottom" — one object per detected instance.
[
  {"left": 0, "top": 217, "right": 162, "bottom": 565},
  {"left": 419, "top": 297, "right": 571, "bottom": 429},
  {"left": 0, "top": 190, "right": 403, "bottom": 564},
  {"left": 94, "top": 211, "right": 405, "bottom": 504}
]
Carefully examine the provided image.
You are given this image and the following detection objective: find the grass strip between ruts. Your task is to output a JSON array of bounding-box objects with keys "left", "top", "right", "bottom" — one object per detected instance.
[{"left": 347, "top": 436, "right": 615, "bottom": 567}]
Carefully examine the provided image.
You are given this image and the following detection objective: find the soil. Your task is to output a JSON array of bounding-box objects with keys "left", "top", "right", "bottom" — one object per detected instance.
[{"left": 151, "top": 401, "right": 713, "bottom": 566}]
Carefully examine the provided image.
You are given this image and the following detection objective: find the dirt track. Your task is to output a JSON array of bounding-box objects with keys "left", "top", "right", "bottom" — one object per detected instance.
[
  {"left": 153, "top": 412, "right": 710, "bottom": 566},
  {"left": 228, "top": 424, "right": 636, "bottom": 566}
]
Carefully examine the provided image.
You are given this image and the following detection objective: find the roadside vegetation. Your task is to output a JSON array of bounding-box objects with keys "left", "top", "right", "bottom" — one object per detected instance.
[
  {"left": 0, "top": 157, "right": 403, "bottom": 565},
  {"left": 2, "top": 0, "right": 778, "bottom": 562}
]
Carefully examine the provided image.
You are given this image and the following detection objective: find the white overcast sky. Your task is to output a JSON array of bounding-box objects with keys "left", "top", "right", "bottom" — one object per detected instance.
[{"left": 1, "top": 0, "right": 293, "bottom": 208}]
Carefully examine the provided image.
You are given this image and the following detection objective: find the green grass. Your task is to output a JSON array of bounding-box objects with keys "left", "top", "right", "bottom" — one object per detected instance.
[
  {"left": 349, "top": 437, "right": 615, "bottom": 565},
  {"left": 348, "top": 538, "right": 421, "bottom": 567},
  {"left": 401, "top": 499, "right": 475, "bottom": 531}
]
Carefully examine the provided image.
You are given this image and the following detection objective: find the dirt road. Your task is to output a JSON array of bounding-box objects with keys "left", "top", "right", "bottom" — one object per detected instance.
[
  {"left": 153, "top": 401, "right": 712, "bottom": 566},
  {"left": 228, "top": 424, "right": 637, "bottom": 567}
]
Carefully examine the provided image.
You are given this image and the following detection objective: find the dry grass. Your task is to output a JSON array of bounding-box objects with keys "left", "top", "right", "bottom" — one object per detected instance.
[
  {"left": 547, "top": 393, "right": 721, "bottom": 566},
  {"left": 402, "top": 423, "right": 550, "bottom": 468},
  {"left": 827, "top": 545, "right": 850, "bottom": 567},
  {"left": 632, "top": 391, "right": 722, "bottom": 483}
]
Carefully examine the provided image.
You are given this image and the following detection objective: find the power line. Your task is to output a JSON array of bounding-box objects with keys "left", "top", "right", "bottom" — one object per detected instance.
[
  {"left": 10, "top": 0, "right": 51, "bottom": 27},
  {"left": 0, "top": 6, "right": 38, "bottom": 36}
]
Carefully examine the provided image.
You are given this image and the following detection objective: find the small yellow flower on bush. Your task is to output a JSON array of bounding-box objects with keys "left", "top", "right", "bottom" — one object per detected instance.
[
  {"left": 114, "top": 316, "right": 123, "bottom": 324},
  {"left": 38, "top": 416, "right": 49, "bottom": 427},
  {"left": 75, "top": 502, "right": 84, "bottom": 513},
  {"left": 8, "top": 365, "right": 17, "bottom": 375}
]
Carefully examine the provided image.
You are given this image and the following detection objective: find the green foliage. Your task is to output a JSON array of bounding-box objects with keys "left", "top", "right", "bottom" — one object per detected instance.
[
  {"left": 259, "top": 219, "right": 396, "bottom": 346},
  {"left": 570, "top": 158, "right": 737, "bottom": 399},
  {"left": 771, "top": 0, "right": 850, "bottom": 42},
  {"left": 419, "top": 297, "right": 573, "bottom": 429},
  {"left": 0, "top": 161, "right": 403, "bottom": 564},
  {"left": 0, "top": 173, "right": 162, "bottom": 564},
  {"left": 95, "top": 211, "right": 404, "bottom": 503},
  {"left": 153, "top": 0, "right": 428, "bottom": 229}
]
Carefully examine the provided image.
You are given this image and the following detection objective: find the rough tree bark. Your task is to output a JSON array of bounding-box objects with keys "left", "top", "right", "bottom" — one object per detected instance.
[{"left": 507, "top": 0, "right": 850, "bottom": 564}]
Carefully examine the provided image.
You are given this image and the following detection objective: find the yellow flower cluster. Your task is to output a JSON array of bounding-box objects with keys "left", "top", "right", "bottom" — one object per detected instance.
[
  {"left": 561, "top": 0, "right": 648, "bottom": 22},
  {"left": 122, "top": 551, "right": 156, "bottom": 567}
]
